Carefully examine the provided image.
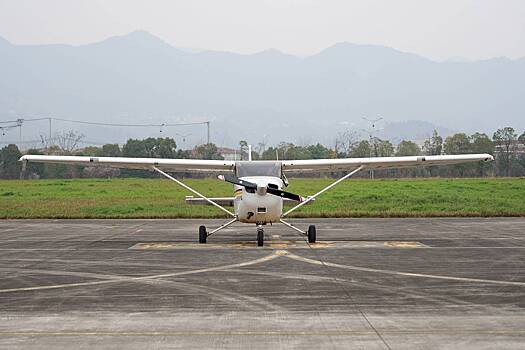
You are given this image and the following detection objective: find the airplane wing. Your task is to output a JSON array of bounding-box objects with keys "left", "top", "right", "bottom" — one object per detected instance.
[
  {"left": 19, "top": 155, "right": 235, "bottom": 173},
  {"left": 281, "top": 154, "right": 493, "bottom": 173}
]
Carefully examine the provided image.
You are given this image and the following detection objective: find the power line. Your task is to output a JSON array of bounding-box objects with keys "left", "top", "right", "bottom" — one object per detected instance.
[
  {"left": 0, "top": 138, "right": 107, "bottom": 146},
  {"left": 0, "top": 116, "right": 212, "bottom": 145},
  {"left": 7, "top": 117, "right": 208, "bottom": 128}
]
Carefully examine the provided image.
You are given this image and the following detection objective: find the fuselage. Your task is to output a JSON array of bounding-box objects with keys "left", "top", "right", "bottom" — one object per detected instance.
[{"left": 234, "top": 176, "right": 284, "bottom": 224}]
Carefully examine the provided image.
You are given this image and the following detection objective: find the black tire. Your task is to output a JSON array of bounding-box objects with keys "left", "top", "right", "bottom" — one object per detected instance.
[
  {"left": 257, "top": 228, "right": 264, "bottom": 247},
  {"left": 308, "top": 225, "right": 316, "bottom": 243},
  {"left": 199, "top": 225, "right": 207, "bottom": 244}
]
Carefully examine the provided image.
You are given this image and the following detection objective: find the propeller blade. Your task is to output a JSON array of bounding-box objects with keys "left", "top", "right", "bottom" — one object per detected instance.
[
  {"left": 217, "top": 174, "right": 257, "bottom": 190},
  {"left": 218, "top": 175, "right": 303, "bottom": 201},
  {"left": 266, "top": 187, "right": 304, "bottom": 202}
]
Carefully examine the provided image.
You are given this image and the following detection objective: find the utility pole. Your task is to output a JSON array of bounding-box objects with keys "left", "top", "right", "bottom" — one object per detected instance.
[
  {"left": 48, "top": 117, "right": 52, "bottom": 143},
  {"left": 206, "top": 121, "right": 210, "bottom": 144},
  {"left": 362, "top": 116, "right": 383, "bottom": 179},
  {"left": 16, "top": 118, "right": 23, "bottom": 146}
]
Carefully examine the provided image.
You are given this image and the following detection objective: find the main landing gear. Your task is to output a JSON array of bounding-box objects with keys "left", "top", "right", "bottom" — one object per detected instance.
[
  {"left": 199, "top": 225, "right": 207, "bottom": 244},
  {"left": 307, "top": 225, "right": 316, "bottom": 244},
  {"left": 199, "top": 222, "right": 316, "bottom": 246},
  {"left": 279, "top": 219, "right": 317, "bottom": 244},
  {"left": 198, "top": 217, "right": 238, "bottom": 244}
]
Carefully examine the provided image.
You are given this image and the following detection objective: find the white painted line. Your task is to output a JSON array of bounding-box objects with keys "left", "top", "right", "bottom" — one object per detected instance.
[
  {"left": 284, "top": 252, "right": 525, "bottom": 287},
  {"left": 0, "top": 251, "right": 281, "bottom": 294}
]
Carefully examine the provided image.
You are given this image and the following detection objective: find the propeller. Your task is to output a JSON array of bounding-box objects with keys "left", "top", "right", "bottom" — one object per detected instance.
[
  {"left": 218, "top": 174, "right": 257, "bottom": 191},
  {"left": 218, "top": 175, "right": 304, "bottom": 202},
  {"left": 266, "top": 186, "right": 304, "bottom": 202}
]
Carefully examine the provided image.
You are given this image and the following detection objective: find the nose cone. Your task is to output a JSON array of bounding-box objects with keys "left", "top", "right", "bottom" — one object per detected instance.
[{"left": 257, "top": 184, "right": 267, "bottom": 195}]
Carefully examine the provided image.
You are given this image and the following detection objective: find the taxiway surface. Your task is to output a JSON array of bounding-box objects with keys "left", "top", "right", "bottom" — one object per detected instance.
[{"left": 0, "top": 218, "right": 524, "bottom": 349}]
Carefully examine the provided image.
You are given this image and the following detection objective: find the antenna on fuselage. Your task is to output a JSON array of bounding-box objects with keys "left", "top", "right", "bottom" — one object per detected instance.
[{"left": 248, "top": 145, "right": 252, "bottom": 161}]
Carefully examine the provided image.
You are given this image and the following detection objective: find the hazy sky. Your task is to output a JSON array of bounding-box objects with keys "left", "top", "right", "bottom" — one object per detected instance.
[{"left": 0, "top": 0, "right": 524, "bottom": 60}]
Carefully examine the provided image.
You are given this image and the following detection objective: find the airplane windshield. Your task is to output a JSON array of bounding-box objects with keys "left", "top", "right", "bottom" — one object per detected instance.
[{"left": 235, "top": 161, "right": 282, "bottom": 177}]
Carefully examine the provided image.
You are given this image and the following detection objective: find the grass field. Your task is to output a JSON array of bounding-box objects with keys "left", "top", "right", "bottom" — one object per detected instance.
[{"left": 0, "top": 177, "right": 524, "bottom": 219}]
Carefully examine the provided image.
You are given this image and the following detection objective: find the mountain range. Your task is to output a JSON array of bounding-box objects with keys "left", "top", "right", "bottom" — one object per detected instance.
[{"left": 0, "top": 30, "right": 524, "bottom": 147}]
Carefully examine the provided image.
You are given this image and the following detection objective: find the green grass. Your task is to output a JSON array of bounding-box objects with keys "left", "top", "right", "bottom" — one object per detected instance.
[{"left": 0, "top": 177, "right": 524, "bottom": 219}]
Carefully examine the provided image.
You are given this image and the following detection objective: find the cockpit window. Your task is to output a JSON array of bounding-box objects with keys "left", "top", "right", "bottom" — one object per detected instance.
[{"left": 235, "top": 161, "right": 282, "bottom": 177}]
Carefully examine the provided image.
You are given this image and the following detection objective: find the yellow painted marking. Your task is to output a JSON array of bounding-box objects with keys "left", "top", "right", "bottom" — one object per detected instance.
[
  {"left": 384, "top": 241, "right": 425, "bottom": 248},
  {"left": 131, "top": 241, "right": 427, "bottom": 250},
  {"left": 285, "top": 252, "right": 525, "bottom": 287}
]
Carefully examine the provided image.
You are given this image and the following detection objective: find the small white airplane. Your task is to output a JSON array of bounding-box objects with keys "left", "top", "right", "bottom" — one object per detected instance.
[{"left": 20, "top": 152, "right": 493, "bottom": 246}]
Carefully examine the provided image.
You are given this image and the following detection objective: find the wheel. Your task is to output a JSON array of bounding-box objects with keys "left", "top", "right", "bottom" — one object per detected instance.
[
  {"left": 199, "top": 225, "right": 207, "bottom": 244},
  {"left": 308, "top": 225, "right": 316, "bottom": 243},
  {"left": 257, "top": 228, "right": 264, "bottom": 247}
]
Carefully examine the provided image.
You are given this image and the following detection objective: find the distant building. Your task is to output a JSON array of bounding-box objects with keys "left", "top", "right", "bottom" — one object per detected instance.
[{"left": 218, "top": 147, "right": 241, "bottom": 161}]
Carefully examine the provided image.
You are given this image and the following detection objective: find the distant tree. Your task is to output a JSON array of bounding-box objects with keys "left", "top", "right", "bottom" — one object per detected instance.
[
  {"left": 395, "top": 140, "right": 421, "bottom": 156},
  {"left": 176, "top": 149, "right": 192, "bottom": 159},
  {"left": 280, "top": 143, "right": 304, "bottom": 160},
  {"left": 443, "top": 133, "right": 472, "bottom": 177},
  {"left": 25, "top": 148, "right": 45, "bottom": 178},
  {"left": 153, "top": 138, "right": 177, "bottom": 158},
  {"left": 394, "top": 140, "right": 422, "bottom": 177},
  {"left": 261, "top": 146, "right": 279, "bottom": 160},
  {"left": 423, "top": 130, "right": 443, "bottom": 176},
  {"left": 46, "top": 145, "right": 63, "bottom": 155},
  {"left": 335, "top": 130, "right": 358, "bottom": 157},
  {"left": 121, "top": 137, "right": 177, "bottom": 177},
  {"left": 193, "top": 143, "right": 223, "bottom": 160},
  {"left": 55, "top": 130, "right": 85, "bottom": 154},
  {"left": 260, "top": 142, "right": 332, "bottom": 161},
  {"left": 305, "top": 143, "right": 332, "bottom": 159},
  {"left": 423, "top": 130, "right": 443, "bottom": 156},
  {"left": 351, "top": 140, "right": 372, "bottom": 158},
  {"left": 519, "top": 132, "right": 525, "bottom": 176},
  {"left": 255, "top": 142, "right": 266, "bottom": 157},
  {"left": 470, "top": 133, "right": 494, "bottom": 154},
  {"left": 0, "top": 144, "right": 22, "bottom": 179},
  {"left": 375, "top": 139, "right": 394, "bottom": 157},
  {"left": 77, "top": 144, "right": 121, "bottom": 178},
  {"left": 123, "top": 137, "right": 177, "bottom": 158},
  {"left": 443, "top": 133, "right": 471, "bottom": 155},
  {"left": 123, "top": 139, "right": 147, "bottom": 158},
  {"left": 80, "top": 146, "right": 101, "bottom": 156},
  {"left": 36, "top": 145, "right": 71, "bottom": 178},
  {"left": 470, "top": 133, "right": 494, "bottom": 177},
  {"left": 493, "top": 127, "right": 517, "bottom": 176},
  {"left": 100, "top": 144, "right": 121, "bottom": 157},
  {"left": 275, "top": 142, "right": 295, "bottom": 160},
  {"left": 239, "top": 140, "right": 248, "bottom": 160}
]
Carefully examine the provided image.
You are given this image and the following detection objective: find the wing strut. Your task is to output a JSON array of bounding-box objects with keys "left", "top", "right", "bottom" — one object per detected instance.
[
  {"left": 281, "top": 165, "right": 365, "bottom": 218},
  {"left": 152, "top": 166, "right": 236, "bottom": 218}
]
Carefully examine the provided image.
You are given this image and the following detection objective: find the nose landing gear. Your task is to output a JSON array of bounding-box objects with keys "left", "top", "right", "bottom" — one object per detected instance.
[{"left": 257, "top": 225, "right": 264, "bottom": 247}]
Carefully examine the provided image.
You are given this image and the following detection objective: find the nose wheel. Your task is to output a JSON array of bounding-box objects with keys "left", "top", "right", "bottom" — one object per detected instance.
[{"left": 257, "top": 226, "right": 264, "bottom": 247}]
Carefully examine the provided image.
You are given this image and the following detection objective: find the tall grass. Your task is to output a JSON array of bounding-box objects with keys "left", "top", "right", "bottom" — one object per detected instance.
[{"left": 0, "top": 178, "right": 523, "bottom": 218}]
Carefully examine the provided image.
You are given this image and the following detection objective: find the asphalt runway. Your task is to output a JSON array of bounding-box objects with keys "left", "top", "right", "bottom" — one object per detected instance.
[{"left": 0, "top": 218, "right": 524, "bottom": 349}]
